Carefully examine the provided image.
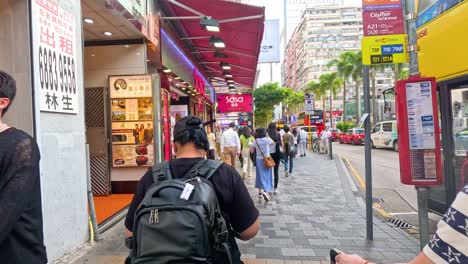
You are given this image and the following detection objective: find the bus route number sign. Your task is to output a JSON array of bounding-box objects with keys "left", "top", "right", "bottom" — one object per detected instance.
[{"left": 362, "top": 34, "right": 408, "bottom": 65}]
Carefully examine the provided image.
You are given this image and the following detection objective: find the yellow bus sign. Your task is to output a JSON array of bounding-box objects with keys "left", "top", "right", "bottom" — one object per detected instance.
[{"left": 362, "top": 34, "right": 408, "bottom": 65}]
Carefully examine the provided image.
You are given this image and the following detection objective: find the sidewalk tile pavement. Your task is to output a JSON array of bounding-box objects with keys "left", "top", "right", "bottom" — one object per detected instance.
[{"left": 54, "top": 153, "right": 420, "bottom": 264}]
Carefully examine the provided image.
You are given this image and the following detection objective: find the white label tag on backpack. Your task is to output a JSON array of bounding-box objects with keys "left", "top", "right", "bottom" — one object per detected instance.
[{"left": 180, "top": 183, "right": 195, "bottom": 200}]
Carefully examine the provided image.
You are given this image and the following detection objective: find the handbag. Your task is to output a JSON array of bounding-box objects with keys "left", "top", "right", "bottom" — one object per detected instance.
[{"left": 255, "top": 139, "right": 275, "bottom": 168}]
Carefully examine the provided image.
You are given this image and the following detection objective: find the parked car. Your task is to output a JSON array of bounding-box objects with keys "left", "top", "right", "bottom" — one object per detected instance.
[
  {"left": 340, "top": 128, "right": 365, "bottom": 145},
  {"left": 329, "top": 128, "right": 342, "bottom": 142},
  {"left": 371, "top": 120, "right": 398, "bottom": 151}
]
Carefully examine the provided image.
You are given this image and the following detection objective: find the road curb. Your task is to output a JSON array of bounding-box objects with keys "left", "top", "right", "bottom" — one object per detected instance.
[
  {"left": 337, "top": 155, "right": 358, "bottom": 193},
  {"left": 336, "top": 154, "right": 366, "bottom": 208}
]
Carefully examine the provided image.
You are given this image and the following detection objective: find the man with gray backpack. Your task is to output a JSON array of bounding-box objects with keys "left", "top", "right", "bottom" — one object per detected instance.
[{"left": 124, "top": 116, "right": 260, "bottom": 264}]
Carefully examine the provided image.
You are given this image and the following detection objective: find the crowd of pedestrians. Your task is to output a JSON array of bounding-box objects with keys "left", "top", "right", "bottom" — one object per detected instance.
[{"left": 1, "top": 68, "right": 467, "bottom": 263}]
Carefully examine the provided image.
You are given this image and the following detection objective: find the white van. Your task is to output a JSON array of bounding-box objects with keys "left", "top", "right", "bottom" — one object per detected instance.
[{"left": 370, "top": 120, "right": 398, "bottom": 151}]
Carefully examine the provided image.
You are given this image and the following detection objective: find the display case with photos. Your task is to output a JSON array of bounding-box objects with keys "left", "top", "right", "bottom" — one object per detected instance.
[{"left": 109, "top": 75, "right": 155, "bottom": 167}]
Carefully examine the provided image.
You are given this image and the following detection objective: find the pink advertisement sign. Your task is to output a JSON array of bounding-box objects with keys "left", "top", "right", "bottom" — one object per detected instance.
[
  {"left": 363, "top": 9, "right": 404, "bottom": 36},
  {"left": 216, "top": 94, "right": 253, "bottom": 113}
]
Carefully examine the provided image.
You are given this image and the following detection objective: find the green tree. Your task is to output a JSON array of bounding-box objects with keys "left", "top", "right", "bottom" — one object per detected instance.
[
  {"left": 320, "top": 73, "right": 342, "bottom": 127},
  {"left": 282, "top": 88, "right": 304, "bottom": 115},
  {"left": 351, "top": 51, "right": 363, "bottom": 121},
  {"left": 327, "top": 52, "right": 355, "bottom": 116},
  {"left": 253, "top": 82, "right": 285, "bottom": 127}
]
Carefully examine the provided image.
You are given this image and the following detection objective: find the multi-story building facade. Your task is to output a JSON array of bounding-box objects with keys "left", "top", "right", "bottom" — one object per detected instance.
[{"left": 283, "top": 6, "right": 363, "bottom": 110}]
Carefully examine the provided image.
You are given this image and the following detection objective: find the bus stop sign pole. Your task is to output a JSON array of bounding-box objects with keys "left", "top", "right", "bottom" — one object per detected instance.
[
  {"left": 404, "top": 0, "right": 430, "bottom": 250},
  {"left": 363, "top": 66, "right": 373, "bottom": 241}
]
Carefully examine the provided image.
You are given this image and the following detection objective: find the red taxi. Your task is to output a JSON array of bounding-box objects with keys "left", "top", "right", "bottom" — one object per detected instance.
[
  {"left": 329, "top": 128, "right": 342, "bottom": 142},
  {"left": 339, "top": 128, "right": 365, "bottom": 145}
]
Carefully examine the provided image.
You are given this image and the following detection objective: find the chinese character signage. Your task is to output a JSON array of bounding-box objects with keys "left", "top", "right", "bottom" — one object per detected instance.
[
  {"left": 363, "top": 10, "right": 404, "bottom": 36},
  {"left": 109, "top": 75, "right": 152, "bottom": 98},
  {"left": 361, "top": 0, "right": 407, "bottom": 65},
  {"left": 109, "top": 75, "right": 154, "bottom": 167},
  {"left": 362, "top": 34, "right": 408, "bottom": 65},
  {"left": 31, "top": 0, "right": 79, "bottom": 114},
  {"left": 216, "top": 94, "right": 253, "bottom": 113}
]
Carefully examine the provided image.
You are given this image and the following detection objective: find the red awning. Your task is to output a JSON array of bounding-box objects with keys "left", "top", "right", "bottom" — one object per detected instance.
[{"left": 161, "top": 0, "right": 265, "bottom": 90}]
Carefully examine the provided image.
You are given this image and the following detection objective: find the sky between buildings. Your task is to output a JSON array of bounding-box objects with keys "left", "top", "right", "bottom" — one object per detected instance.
[{"left": 246, "top": 0, "right": 363, "bottom": 87}]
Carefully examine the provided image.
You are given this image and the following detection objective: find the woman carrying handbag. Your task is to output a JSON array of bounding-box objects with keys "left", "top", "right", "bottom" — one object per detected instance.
[{"left": 250, "top": 127, "right": 275, "bottom": 203}]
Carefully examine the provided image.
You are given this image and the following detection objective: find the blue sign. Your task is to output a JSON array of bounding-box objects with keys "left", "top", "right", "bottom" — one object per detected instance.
[{"left": 381, "top": 44, "right": 404, "bottom": 55}]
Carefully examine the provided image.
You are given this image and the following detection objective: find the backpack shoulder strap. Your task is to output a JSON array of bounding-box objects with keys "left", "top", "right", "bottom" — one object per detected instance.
[
  {"left": 181, "top": 159, "right": 210, "bottom": 179},
  {"left": 198, "top": 159, "right": 223, "bottom": 180},
  {"left": 151, "top": 162, "right": 172, "bottom": 183}
]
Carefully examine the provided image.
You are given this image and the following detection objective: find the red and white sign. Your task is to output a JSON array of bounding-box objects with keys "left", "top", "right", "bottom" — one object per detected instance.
[
  {"left": 216, "top": 94, "right": 253, "bottom": 113},
  {"left": 363, "top": 10, "right": 404, "bottom": 36},
  {"left": 32, "top": 0, "right": 79, "bottom": 114}
]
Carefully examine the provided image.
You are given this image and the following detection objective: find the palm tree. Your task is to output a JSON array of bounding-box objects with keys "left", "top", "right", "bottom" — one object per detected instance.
[
  {"left": 327, "top": 52, "right": 354, "bottom": 119},
  {"left": 350, "top": 51, "right": 363, "bottom": 121},
  {"left": 305, "top": 81, "right": 323, "bottom": 110},
  {"left": 320, "top": 73, "right": 342, "bottom": 127}
]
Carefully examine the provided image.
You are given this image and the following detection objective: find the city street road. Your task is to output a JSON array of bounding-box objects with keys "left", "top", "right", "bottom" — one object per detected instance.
[{"left": 331, "top": 142, "right": 440, "bottom": 231}]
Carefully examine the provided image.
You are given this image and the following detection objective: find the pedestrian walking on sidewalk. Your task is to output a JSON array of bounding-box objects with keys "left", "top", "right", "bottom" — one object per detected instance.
[
  {"left": 282, "top": 126, "right": 296, "bottom": 177},
  {"left": 206, "top": 126, "right": 216, "bottom": 160},
  {"left": 237, "top": 127, "right": 244, "bottom": 169},
  {"left": 240, "top": 127, "right": 254, "bottom": 179},
  {"left": 250, "top": 127, "right": 275, "bottom": 203},
  {"left": 221, "top": 122, "right": 241, "bottom": 167},
  {"left": 215, "top": 125, "right": 223, "bottom": 157},
  {"left": 0, "top": 71, "right": 47, "bottom": 264},
  {"left": 267, "top": 122, "right": 282, "bottom": 194},
  {"left": 299, "top": 127, "right": 308, "bottom": 157},
  {"left": 125, "top": 116, "right": 259, "bottom": 264},
  {"left": 320, "top": 127, "right": 331, "bottom": 154}
]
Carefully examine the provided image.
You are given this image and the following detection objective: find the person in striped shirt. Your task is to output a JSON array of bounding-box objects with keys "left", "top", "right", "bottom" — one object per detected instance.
[{"left": 337, "top": 185, "right": 468, "bottom": 264}]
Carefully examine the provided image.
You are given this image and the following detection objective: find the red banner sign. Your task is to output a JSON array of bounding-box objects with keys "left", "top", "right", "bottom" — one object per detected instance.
[
  {"left": 193, "top": 69, "right": 206, "bottom": 97},
  {"left": 216, "top": 94, "right": 253, "bottom": 113},
  {"left": 363, "top": 9, "right": 404, "bottom": 36}
]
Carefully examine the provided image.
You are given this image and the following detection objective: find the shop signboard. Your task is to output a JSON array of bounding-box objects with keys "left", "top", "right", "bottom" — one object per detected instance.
[
  {"left": 362, "top": 34, "right": 408, "bottom": 65},
  {"left": 216, "top": 94, "right": 253, "bottom": 113},
  {"left": 109, "top": 75, "right": 154, "bottom": 167},
  {"left": 109, "top": 75, "right": 152, "bottom": 98},
  {"left": 362, "top": 0, "right": 401, "bottom": 10},
  {"left": 363, "top": 9, "right": 404, "bottom": 36},
  {"left": 31, "top": 0, "right": 79, "bottom": 114},
  {"left": 258, "top": 20, "right": 281, "bottom": 63}
]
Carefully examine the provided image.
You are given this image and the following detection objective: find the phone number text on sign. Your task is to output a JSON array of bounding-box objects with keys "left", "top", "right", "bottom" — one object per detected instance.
[{"left": 33, "top": 0, "right": 78, "bottom": 114}]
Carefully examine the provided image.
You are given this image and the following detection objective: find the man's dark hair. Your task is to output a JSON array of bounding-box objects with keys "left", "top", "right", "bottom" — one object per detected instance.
[
  {"left": 0, "top": 71, "right": 16, "bottom": 116},
  {"left": 229, "top": 122, "right": 235, "bottom": 128},
  {"left": 284, "top": 125, "right": 290, "bottom": 133},
  {"left": 173, "top": 116, "right": 209, "bottom": 151},
  {"left": 255, "top": 127, "right": 267, "bottom": 138}
]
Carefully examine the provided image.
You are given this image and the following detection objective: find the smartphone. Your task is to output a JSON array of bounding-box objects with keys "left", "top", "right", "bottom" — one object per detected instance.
[{"left": 330, "top": 248, "right": 344, "bottom": 264}]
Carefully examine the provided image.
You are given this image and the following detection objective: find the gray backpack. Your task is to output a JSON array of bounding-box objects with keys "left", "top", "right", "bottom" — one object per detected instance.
[{"left": 129, "top": 159, "right": 235, "bottom": 264}]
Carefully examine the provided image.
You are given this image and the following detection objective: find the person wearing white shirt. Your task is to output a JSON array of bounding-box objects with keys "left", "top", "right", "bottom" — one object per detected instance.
[
  {"left": 299, "top": 128, "right": 308, "bottom": 157},
  {"left": 221, "top": 122, "right": 241, "bottom": 167},
  {"left": 320, "top": 127, "right": 331, "bottom": 154}
]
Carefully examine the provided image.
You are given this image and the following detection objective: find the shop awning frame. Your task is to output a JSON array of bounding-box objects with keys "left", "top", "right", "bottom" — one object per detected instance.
[{"left": 157, "top": 0, "right": 265, "bottom": 91}]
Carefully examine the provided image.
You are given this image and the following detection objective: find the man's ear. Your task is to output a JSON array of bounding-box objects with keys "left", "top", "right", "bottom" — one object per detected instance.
[{"left": 0, "top": 98, "right": 11, "bottom": 116}]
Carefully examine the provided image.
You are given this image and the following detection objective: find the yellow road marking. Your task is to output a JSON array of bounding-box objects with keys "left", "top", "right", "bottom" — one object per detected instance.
[
  {"left": 373, "top": 202, "right": 392, "bottom": 218},
  {"left": 344, "top": 158, "right": 365, "bottom": 188}
]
